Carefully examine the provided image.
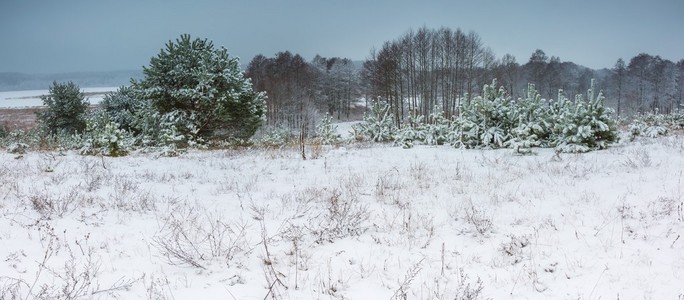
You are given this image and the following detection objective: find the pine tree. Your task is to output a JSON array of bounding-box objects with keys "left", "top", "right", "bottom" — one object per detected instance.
[
  {"left": 504, "top": 84, "right": 551, "bottom": 154},
  {"left": 353, "top": 99, "right": 395, "bottom": 142},
  {"left": 552, "top": 80, "right": 619, "bottom": 152},
  {"left": 81, "top": 111, "right": 133, "bottom": 157},
  {"left": 100, "top": 86, "right": 144, "bottom": 133},
  {"left": 133, "top": 34, "right": 266, "bottom": 141},
  {"left": 316, "top": 113, "right": 341, "bottom": 145},
  {"left": 37, "top": 81, "right": 89, "bottom": 134},
  {"left": 455, "top": 80, "right": 512, "bottom": 149}
]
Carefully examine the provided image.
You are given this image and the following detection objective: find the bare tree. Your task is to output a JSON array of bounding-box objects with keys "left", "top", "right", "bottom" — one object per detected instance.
[
  {"left": 627, "top": 53, "right": 651, "bottom": 113},
  {"left": 612, "top": 58, "right": 626, "bottom": 116},
  {"left": 361, "top": 27, "right": 489, "bottom": 123},
  {"left": 526, "top": 49, "right": 549, "bottom": 98},
  {"left": 495, "top": 54, "right": 520, "bottom": 97},
  {"left": 676, "top": 60, "right": 684, "bottom": 111}
]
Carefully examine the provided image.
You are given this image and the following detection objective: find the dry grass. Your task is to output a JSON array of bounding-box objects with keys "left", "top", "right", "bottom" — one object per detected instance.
[
  {"left": 0, "top": 107, "right": 43, "bottom": 131},
  {"left": 1, "top": 135, "right": 683, "bottom": 299},
  {"left": 0, "top": 105, "right": 100, "bottom": 132}
]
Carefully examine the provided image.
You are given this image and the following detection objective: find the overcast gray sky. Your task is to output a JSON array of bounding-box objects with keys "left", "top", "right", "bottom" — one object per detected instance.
[{"left": 1, "top": 0, "right": 682, "bottom": 73}]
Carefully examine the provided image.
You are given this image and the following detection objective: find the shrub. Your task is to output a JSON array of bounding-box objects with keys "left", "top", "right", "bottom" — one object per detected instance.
[
  {"left": 252, "top": 126, "right": 293, "bottom": 147},
  {"left": 80, "top": 112, "right": 134, "bottom": 157},
  {"left": 2, "top": 129, "right": 41, "bottom": 150},
  {"left": 367, "top": 79, "right": 619, "bottom": 153},
  {"left": 551, "top": 80, "right": 619, "bottom": 152},
  {"left": 504, "top": 84, "right": 552, "bottom": 154},
  {"left": 395, "top": 108, "right": 453, "bottom": 148},
  {"left": 627, "top": 110, "right": 683, "bottom": 141},
  {"left": 316, "top": 113, "right": 341, "bottom": 145},
  {"left": 99, "top": 86, "right": 145, "bottom": 133},
  {"left": 450, "top": 80, "right": 515, "bottom": 149},
  {"left": 7, "top": 142, "right": 29, "bottom": 154},
  {"left": 353, "top": 99, "right": 395, "bottom": 142}
]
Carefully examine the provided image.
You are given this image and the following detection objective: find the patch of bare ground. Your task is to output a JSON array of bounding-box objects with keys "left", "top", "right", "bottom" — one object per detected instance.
[
  {"left": 0, "top": 107, "right": 43, "bottom": 131},
  {"left": 0, "top": 105, "right": 99, "bottom": 131}
]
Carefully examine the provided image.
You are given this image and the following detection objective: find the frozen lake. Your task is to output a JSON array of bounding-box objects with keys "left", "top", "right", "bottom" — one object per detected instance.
[{"left": 0, "top": 87, "right": 118, "bottom": 108}]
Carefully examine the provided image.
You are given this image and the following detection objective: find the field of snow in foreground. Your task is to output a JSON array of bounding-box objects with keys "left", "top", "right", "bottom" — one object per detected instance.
[
  {"left": 1, "top": 136, "right": 683, "bottom": 299},
  {"left": 0, "top": 87, "right": 118, "bottom": 108}
]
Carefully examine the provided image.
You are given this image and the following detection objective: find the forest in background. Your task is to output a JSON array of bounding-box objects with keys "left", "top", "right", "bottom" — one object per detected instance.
[
  {"left": 2, "top": 26, "right": 682, "bottom": 131},
  {"left": 245, "top": 27, "right": 684, "bottom": 130}
]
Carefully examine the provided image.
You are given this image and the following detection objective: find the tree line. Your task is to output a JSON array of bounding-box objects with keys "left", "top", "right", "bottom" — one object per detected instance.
[
  {"left": 245, "top": 52, "right": 360, "bottom": 131},
  {"left": 245, "top": 26, "right": 684, "bottom": 129}
]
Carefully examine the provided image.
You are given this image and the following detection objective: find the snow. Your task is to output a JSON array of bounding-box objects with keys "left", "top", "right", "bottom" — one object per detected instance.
[
  {"left": 334, "top": 120, "right": 362, "bottom": 139},
  {"left": 1, "top": 135, "right": 683, "bottom": 299},
  {"left": 0, "top": 87, "right": 118, "bottom": 108}
]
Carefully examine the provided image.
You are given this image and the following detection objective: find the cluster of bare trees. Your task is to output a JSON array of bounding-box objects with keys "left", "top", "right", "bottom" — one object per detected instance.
[
  {"left": 608, "top": 54, "right": 684, "bottom": 116},
  {"left": 361, "top": 27, "right": 494, "bottom": 125},
  {"left": 245, "top": 52, "right": 359, "bottom": 130},
  {"left": 244, "top": 27, "right": 684, "bottom": 128},
  {"left": 359, "top": 27, "right": 607, "bottom": 126}
]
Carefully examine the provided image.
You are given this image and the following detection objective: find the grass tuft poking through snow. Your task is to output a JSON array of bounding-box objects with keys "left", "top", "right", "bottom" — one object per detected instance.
[{"left": 1, "top": 135, "right": 683, "bottom": 299}]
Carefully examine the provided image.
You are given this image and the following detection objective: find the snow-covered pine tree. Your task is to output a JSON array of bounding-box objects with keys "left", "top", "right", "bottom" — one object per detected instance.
[
  {"left": 81, "top": 111, "right": 133, "bottom": 157},
  {"left": 133, "top": 34, "right": 266, "bottom": 141},
  {"left": 424, "top": 106, "right": 452, "bottom": 146},
  {"left": 316, "top": 113, "right": 341, "bottom": 145},
  {"left": 552, "top": 79, "right": 619, "bottom": 153},
  {"left": 394, "top": 106, "right": 453, "bottom": 148},
  {"left": 505, "top": 84, "right": 551, "bottom": 154},
  {"left": 37, "top": 81, "right": 90, "bottom": 134},
  {"left": 99, "top": 86, "right": 145, "bottom": 133},
  {"left": 455, "top": 80, "right": 512, "bottom": 149},
  {"left": 627, "top": 110, "right": 677, "bottom": 140},
  {"left": 353, "top": 99, "right": 395, "bottom": 142},
  {"left": 394, "top": 114, "right": 426, "bottom": 148}
]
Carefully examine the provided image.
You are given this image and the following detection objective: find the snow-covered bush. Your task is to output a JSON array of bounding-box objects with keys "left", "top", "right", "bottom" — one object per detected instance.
[
  {"left": 154, "top": 203, "right": 250, "bottom": 269},
  {"left": 452, "top": 80, "right": 514, "bottom": 149},
  {"left": 628, "top": 120, "right": 667, "bottom": 140},
  {"left": 506, "top": 123, "right": 542, "bottom": 155},
  {"left": 0, "top": 129, "right": 79, "bottom": 152},
  {"left": 551, "top": 80, "right": 619, "bottom": 153},
  {"left": 2, "top": 130, "right": 38, "bottom": 150},
  {"left": 667, "top": 111, "right": 684, "bottom": 129},
  {"left": 395, "top": 114, "right": 426, "bottom": 149},
  {"left": 504, "top": 84, "right": 552, "bottom": 154},
  {"left": 395, "top": 108, "right": 453, "bottom": 148},
  {"left": 423, "top": 108, "right": 452, "bottom": 146},
  {"left": 80, "top": 112, "right": 134, "bottom": 157},
  {"left": 376, "top": 79, "right": 618, "bottom": 153},
  {"left": 7, "top": 142, "right": 28, "bottom": 154},
  {"left": 316, "top": 113, "right": 341, "bottom": 145},
  {"left": 153, "top": 111, "right": 203, "bottom": 156},
  {"left": 627, "top": 110, "right": 683, "bottom": 141},
  {"left": 308, "top": 187, "right": 369, "bottom": 244},
  {"left": 253, "top": 126, "right": 293, "bottom": 147},
  {"left": 353, "top": 99, "right": 396, "bottom": 142},
  {"left": 99, "top": 86, "right": 145, "bottom": 133}
]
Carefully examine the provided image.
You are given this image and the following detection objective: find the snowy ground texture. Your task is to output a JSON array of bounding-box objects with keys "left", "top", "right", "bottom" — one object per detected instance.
[{"left": 1, "top": 134, "right": 683, "bottom": 299}]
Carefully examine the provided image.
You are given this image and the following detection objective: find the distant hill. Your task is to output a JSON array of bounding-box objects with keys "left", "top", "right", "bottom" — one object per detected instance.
[{"left": 0, "top": 70, "right": 144, "bottom": 92}]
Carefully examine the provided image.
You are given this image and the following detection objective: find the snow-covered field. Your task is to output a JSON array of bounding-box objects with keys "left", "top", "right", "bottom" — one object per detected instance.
[
  {"left": 0, "top": 87, "right": 118, "bottom": 108},
  {"left": 1, "top": 135, "right": 683, "bottom": 299}
]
